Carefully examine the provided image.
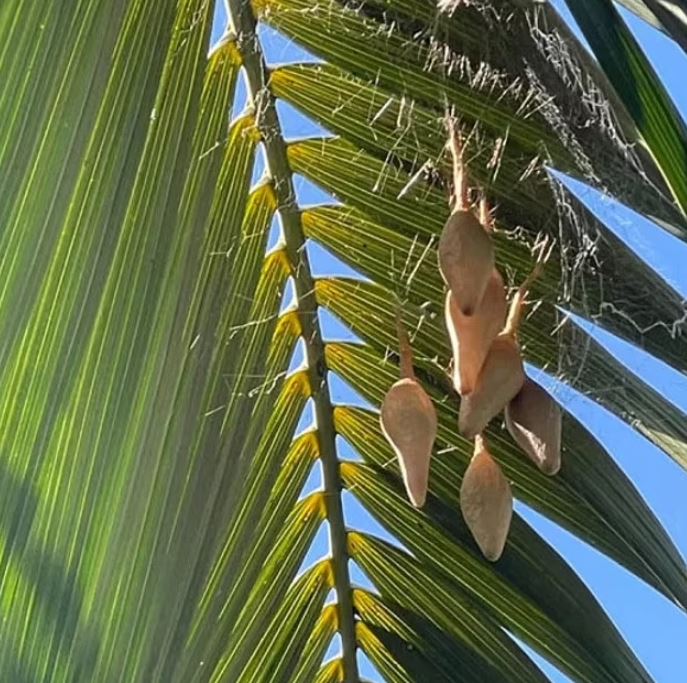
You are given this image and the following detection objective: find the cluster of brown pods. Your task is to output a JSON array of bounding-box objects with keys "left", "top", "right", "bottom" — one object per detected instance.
[{"left": 380, "top": 118, "right": 562, "bottom": 562}]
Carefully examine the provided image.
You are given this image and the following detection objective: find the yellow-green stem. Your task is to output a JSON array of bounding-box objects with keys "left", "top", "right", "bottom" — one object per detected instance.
[{"left": 227, "top": 1, "right": 360, "bottom": 679}]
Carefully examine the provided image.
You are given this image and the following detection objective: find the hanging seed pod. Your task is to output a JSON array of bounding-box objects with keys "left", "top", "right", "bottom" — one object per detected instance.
[
  {"left": 506, "top": 378, "right": 562, "bottom": 475},
  {"left": 380, "top": 312, "right": 437, "bottom": 507},
  {"left": 437, "top": 118, "right": 494, "bottom": 316},
  {"left": 444, "top": 195, "right": 507, "bottom": 395},
  {"left": 460, "top": 434, "right": 512, "bottom": 561},
  {"left": 458, "top": 334, "right": 524, "bottom": 438},
  {"left": 438, "top": 213, "right": 493, "bottom": 316},
  {"left": 459, "top": 242, "right": 549, "bottom": 438},
  {"left": 445, "top": 272, "right": 506, "bottom": 395}
]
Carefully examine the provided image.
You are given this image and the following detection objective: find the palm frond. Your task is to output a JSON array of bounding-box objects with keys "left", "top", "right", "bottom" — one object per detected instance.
[{"left": 1, "top": 0, "right": 685, "bottom": 680}]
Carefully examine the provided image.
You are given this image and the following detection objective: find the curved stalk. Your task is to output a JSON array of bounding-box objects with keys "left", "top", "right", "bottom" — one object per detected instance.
[
  {"left": 445, "top": 114, "right": 468, "bottom": 212},
  {"left": 395, "top": 308, "right": 415, "bottom": 380},
  {"left": 504, "top": 238, "right": 550, "bottom": 338},
  {"left": 227, "top": 1, "right": 360, "bottom": 680}
]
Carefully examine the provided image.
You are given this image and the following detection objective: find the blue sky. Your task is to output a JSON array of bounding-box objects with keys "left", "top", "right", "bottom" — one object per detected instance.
[{"left": 212, "top": 3, "right": 687, "bottom": 680}]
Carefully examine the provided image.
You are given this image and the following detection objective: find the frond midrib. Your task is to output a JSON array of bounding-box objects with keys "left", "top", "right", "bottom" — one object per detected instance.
[{"left": 226, "top": 0, "right": 360, "bottom": 680}]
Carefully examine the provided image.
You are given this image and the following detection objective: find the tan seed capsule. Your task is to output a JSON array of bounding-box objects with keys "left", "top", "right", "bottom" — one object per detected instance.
[
  {"left": 506, "top": 378, "right": 562, "bottom": 475},
  {"left": 459, "top": 240, "right": 549, "bottom": 437},
  {"left": 438, "top": 117, "right": 494, "bottom": 316},
  {"left": 460, "top": 435, "right": 512, "bottom": 561},
  {"left": 445, "top": 268, "right": 506, "bottom": 396},
  {"left": 379, "top": 310, "right": 437, "bottom": 507},
  {"left": 438, "top": 211, "right": 494, "bottom": 316},
  {"left": 381, "top": 378, "right": 438, "bottom": 507},
  {"left": 459, "top": 333, "right": 524, "bottom": 437}
]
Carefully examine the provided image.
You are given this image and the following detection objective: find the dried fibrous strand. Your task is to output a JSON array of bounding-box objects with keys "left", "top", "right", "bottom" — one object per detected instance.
[
  {"left": 437, "top": 0, "right": 463, "bottom": 17},
  {"left": 445, "top": 269, "right": 506, "bottom": 395},
  {"left": 460, "top": 435, "right": 513, "bottom": 561},
  {"left": 502, "top": 237, "right": 550, "bottom": 337},
  {"left": 478, "top": 191, "right": 495, "bottom": 233},
  {"left": 380, "top": 378, "right": 437, "bottom": 508},
  {"left": 506, "top": 378, "right": 562, "bottom": 475},
  {"left": 446, "top": 114, "right": 469, "bottom": 213}
]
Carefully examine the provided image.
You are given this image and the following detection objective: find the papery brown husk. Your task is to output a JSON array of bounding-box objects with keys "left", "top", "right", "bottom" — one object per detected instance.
[
  {"left": 458, "top": 333, "right": 525, "bottom": 437},
  {"left": 445, "top": 269, "right": 506, "bottom": 395},
  {"left": 506, "top": 378, "right": 562, "bottom": 475},
  {"left": 460, "top": 436, "right": 513, "bottom": 561},
  {"left": 438, "top": 209, "right": 494, "bottom": 316},
  {"left": 380, "top": 378, "right": 437, "bottom": 507}
]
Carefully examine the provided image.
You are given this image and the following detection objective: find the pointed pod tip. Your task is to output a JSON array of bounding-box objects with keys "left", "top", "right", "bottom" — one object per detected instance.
[
  {"left": 541, "top": 460, "right": 561, "bottom": 476},
  {"left": 405, "top": 476, "right": 428, "bottom": 509},
  {"left": 460, "top": 447, "right": 512, "bottom": 563},
  {"left": 458, "top": 409, "right": 478, "bottom": 439},
  {"left": 409, "top": 492, "right": 427, "bottom": 509},
  {"left": 482, "top": 545, "right": 505, "bottom": 562},
  {"left": 457, "top": 380, "right": 471, "bottom": 396}
]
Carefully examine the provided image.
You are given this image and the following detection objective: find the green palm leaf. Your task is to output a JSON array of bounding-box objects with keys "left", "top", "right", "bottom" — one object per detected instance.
[
  {"left": 564, "top": 0, "right": 687, "bottom": 213},
  {"left": 1, "top": 0, "right": 685, "bottom": 680},
  {"left": 616, "top": 0, "right": 687, "bottom": 51}
]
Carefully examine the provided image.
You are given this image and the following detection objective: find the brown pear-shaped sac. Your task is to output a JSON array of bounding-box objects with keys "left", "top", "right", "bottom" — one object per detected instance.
[
  {"left": 438, "top": 209, "right": 494, "bottom": 316},
  {"left": 458, "top": 334, "right": 524, "bottom": 438},
  {"left": 506, "top": 378, "right": 562, "bottom": 475},
  {"left": 445, "top": 269, "right": 507, "bottom": 395},
  {"left": 380, "top": 378, "right": 437, "bottom": 508},
  {"left": 460, "top": 436, "right": 512, "bottom": 561}
]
